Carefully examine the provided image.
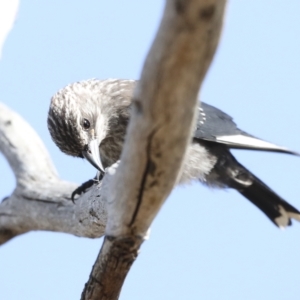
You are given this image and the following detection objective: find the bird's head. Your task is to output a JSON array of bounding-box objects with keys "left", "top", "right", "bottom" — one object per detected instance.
[
  {"left": 47, "top": 80, "right": 109, "bottom": 172},
  {"left": 48, "top": 79, "right": 134, "bottom": 172}
]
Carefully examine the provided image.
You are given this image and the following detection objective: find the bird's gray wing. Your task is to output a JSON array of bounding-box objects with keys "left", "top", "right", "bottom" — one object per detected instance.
[{"left": 194, "top": 102, "right": 298, "bottom": 155}]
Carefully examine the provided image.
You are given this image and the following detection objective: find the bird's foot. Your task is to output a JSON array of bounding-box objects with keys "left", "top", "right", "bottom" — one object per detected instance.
[
  {"left": 71, "top": 163, "right": 119, "bottom": 202},
  {"left": 71, "top": 179, "right": 95, "bottom": 202},
  {"left": 71, "top": 171, "right": 104, "bottom": 202}
]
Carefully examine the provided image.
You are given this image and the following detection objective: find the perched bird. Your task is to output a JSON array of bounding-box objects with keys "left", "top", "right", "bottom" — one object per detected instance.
[{"left": 48, "top": 79, "right": 300, "bottom": 228}]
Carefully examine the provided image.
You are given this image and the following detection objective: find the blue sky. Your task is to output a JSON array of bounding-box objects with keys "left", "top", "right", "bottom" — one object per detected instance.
[{"left": 0, "top": 1, "right": 300, "bottom": 299}]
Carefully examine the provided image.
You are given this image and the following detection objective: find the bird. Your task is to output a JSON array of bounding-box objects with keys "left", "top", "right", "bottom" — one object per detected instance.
[{"left": 47, "top": 78, "right": 300, "bottom": 228}]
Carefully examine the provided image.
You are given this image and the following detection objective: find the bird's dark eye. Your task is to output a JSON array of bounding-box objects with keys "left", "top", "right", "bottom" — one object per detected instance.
[{"left": 82, "top": 119, "right": 90, "bottom": 130}]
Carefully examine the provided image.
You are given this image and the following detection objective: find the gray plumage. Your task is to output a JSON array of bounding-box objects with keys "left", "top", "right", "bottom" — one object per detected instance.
[{"left": 48, "top": 79, "right": 300, "bottom": 228}]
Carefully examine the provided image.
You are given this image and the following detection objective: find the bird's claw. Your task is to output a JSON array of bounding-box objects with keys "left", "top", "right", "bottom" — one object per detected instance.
[
  {"left": 71, "top": 170, "right": 105, "bottom": 202},
  {"left": 71, "top": 178, "right": 100, "bottom": 202}
]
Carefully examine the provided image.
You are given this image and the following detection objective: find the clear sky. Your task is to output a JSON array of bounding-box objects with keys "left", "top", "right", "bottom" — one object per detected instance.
[{"left": 1, "top": 1, "right": 300, "bottom": 299}]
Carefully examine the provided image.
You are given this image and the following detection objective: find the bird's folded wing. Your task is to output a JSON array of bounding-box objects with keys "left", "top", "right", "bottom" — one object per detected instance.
[
  {"left": 214, "top": 134, "right": 299, "bottom": 155},
  {"left": 195, "top": 102, "right": 299, "bottom": 155}
]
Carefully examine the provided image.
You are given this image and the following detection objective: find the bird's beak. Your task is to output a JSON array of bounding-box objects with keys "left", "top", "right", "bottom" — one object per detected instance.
[{"left": 82, "top": 139, "right": 104, "bottom": 172}]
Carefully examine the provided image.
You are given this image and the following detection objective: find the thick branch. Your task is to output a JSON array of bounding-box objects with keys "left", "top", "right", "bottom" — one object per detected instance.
[
  {"left": 0, "top": 103, "right": 107, "bottom": 245},
  {"left": 82, "top": 0, "right": 227, "bottom": 299}
]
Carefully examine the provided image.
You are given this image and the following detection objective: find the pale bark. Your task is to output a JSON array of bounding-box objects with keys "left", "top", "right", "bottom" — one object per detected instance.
[
  {"left": 82, "top": 0, "right": 226, "bottom": 299},
  {"left": 0, "top": 0, "right": 226, "bottom": 298},
  {"left": 0, "top": 102, "right": 107, "bottom": 245}
]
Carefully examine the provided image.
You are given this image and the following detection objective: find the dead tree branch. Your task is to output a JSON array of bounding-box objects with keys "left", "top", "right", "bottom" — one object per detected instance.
[
  {"left": 0, "top": 103, "right": 107, "bottom": 245},
  {"left": 81, "top": 0, "right": 227, "bottom": 299},
  {"left": 0, "top": 0, "right": 226, "bottom": 298}
]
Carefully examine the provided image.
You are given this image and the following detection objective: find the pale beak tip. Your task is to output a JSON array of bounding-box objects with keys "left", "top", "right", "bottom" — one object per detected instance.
[{"left": 82, "top": 139, "right": 104, "bottom": 173}]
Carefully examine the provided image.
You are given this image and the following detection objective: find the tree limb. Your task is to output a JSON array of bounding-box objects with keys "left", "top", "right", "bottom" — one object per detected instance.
[
  {"left": 0, "top": 0, "right": 226, "bottom": 297},
  {"left": 81, "top": 0, "right": 227, "bottom": 299},
  {"left": 0, "top": 102, "right": 107, "bottom": 245}
]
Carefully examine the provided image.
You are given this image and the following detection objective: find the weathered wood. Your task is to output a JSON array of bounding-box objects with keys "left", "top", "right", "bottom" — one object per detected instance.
[
  {"left": 0, "top": 0, "right": 226, "bottom": 298},
  {"left": 81, "top": 0, "right": 227, "bottom": 299},
  {"left": 0, "top": 103, "right": 107, "bottom": 245}
]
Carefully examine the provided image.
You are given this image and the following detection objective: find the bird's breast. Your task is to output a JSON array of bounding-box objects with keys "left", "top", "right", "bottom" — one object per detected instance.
[{"left": 99, "top": 137, "right": 124, "bottom": 168}]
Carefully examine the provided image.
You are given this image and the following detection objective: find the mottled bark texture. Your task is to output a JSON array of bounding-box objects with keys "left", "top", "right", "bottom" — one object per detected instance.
[
  {"left": 0, "top": 0, "right": 226, "bottom": 298},
  {"left": 0, "top": 102, "right": 107, "bottom": 245},
  {"left": 82, "top": 0, "right": 226, "bottom": 299}
]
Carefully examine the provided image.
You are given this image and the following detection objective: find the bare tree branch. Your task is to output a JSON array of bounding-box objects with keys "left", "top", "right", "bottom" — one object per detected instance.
[
  {"left": 0, "top": 0, "right": 226, "bottom": 297},
  {"left": 81, "top": 0, "right": 227, "bottom": 299},
  {"left": 0, "top": 102, "right": 107, "bottom": 245}
]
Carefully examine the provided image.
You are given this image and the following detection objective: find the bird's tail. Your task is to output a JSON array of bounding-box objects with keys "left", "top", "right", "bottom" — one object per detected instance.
[
  {"left": 231, "top": 168, "right": 300, "bottom": 228},
  {"left": 209, "top": 148, "right": 300, "bottom": 228}
]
